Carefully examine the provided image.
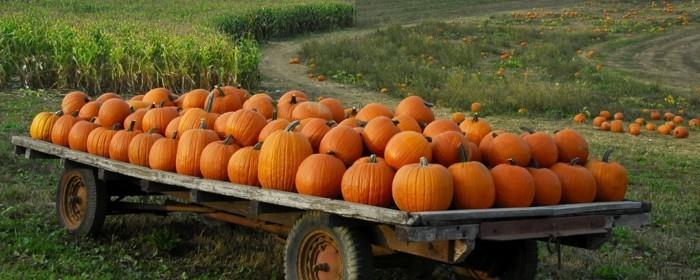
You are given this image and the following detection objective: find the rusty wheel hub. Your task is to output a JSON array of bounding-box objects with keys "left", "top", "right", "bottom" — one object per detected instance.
[
  {"left": 298, "top": 230, "right": 343, "bottom": 280},
  {"left": 60, "top": 174, "right": 87, "bottom": 230}
]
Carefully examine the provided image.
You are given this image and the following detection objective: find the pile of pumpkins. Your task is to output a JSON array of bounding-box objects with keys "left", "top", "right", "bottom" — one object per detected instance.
[
  {"left": 29, "top": 88, "right": 629, "bottom": 212},
  {"left": 573, "top": 110, "right": 696, "bottom": 138}
]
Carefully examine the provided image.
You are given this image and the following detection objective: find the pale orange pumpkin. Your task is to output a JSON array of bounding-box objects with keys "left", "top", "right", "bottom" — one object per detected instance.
[
  {"left": 225, "top": 109, "right": 267, "bottom": 146},
  {"left": 586, "top": 149, "right": 627, "bottom": 202},
  {"left": 355, "top": 103, "right": 393, "bottom": 122},
  {"left": 319, "top": 125, "right": 364, "bottom": 166},
  {"left": 128, "top": 128, "right": 162, "bottom": 167},
  {"left": 176, "top": 119, "right": 220, "bottom": 176},
  {"left": 422, "top": 119, "right": 460, "bottom": 139},
  {"left": 449, "top": 144, "right": 495, "bottom": 209},
  {"left": 395, "top": 95, "right": 434, "bottom": 124},
  {"left": 384, "top": 131, "right": 432, "bottom": 170},
  {"left": 459, "top": 114, "right": 492, "bottom": 146},
  {"left": 341, "top": 154, "right": 395, "bottom": 207},
  {"left": 258, "top": 121, "right": 313, "bottom": 192},
  {"left": 550, "top": 158, "right": 597, "bottom": 203},
  {"left": 490, "top": 159, "right": 535, "bottom": 207},
  {"left": 227, "top": 142, "right": 262, "bottom": 186},
  {"left": 295, "top": 153, "right": 346, "bottom": 198},
  {"left": 200, "top": 136, "right": 241, "bottom": 180},
  {"left": 149, "top": 132, "right": 178, "bottom": 172},
  {"left": 362, "top": 116, "right": 400, "bottom": 156},
  {"left": 392, "top": 157, "right": 453, "bottom": 212}
]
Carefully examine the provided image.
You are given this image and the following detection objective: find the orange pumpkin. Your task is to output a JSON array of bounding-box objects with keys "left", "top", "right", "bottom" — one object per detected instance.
[
  {"left": 395, "top": 96, "right": 434, "bottom": 124},
  {"left": 613, "top": 112, "right": 624, "bottom": 120},
  {"left": 219, "top": 85, "right": 250, "bottom": 105},
  {"left": 50, "top": 112, "right": 80, "bottom": 147},
  {"left": 277, "top": 91, "right": 308, "bottom": 120},
  {"left": 176, "top": 119, "right": 220, "bottom": 176},
  {"left": 299, "top": 118, "right": 334, "bottom": 151},
  {"left": 470, "top": 102, "right": 482, "bottom": 113},
  {"left": 432, "top": 131, "right": 470, "bottom": 167},
  {"left": 449, "top": 144, "right": 495, "bottom": 209},
  {"left": 182, "top": 89, "right": 210, "bottom": 109},
  {"left": 599, "top": 110, "right": 612, "bottom": 120},
  {"left": 130, "top": 94, "right": 144, "bottom": 101},
  {"left": 319, "top": 97, "right": 345, "bottom": 123},
  {"left": 164, "top": 116, "right": 181, "bottom": 139},
  {"left": 468, "top": 142, "right": 481, "bottom": 162},
  {"left": 521, "top": 128, "right": 558, "bottom": 168},
  {"left": 392, "top": 157, "right": 453, "bottom": 212},
  {"left": 341, "top": 154, "right": 395, "bottom": 207},
  {"left": 527, "top": 162, "right": 562, "bottom": 206},
  {"left": 108, "top": 120, "right": 140, "bottom": 162},
  {"left": 61, "top": 91, "right": 89, "bottom": 115},
  {"left": 634, "top": 118, "right": 646, "bottom": 125},
  {"left": 224, "top": 109, "right": 266, "bottom": 146},
  {"left": 600, "top": 121, "right": 611, "bottom": 131},
  {"left": 295, "top": 153, "right": 346, "bottom": 198},
  {"left": 128, "top": 128, "right": 162, "bottom": 167},
  {"left": 227, "top": 142, "right": 262, "bottom": 186},
  {"left": 86, "top": 124, "right": 120, "bottom": 157},
  {"left": 213, "top": 112, "right": 234, "bottom": 138},
  {"left": 672, "top": 115, "right": 684, "bottom": 124},
  {"left": 206, "top": 86, "right": 242, "bottom": 114},
  {"left": 459, "top": 114, "right": 492, "bottom": 146},
  {"left": 451, "top": 112, "right": 466, "bottom": 124},
  {"left": 689, "top": 118, "right": 700, "bottom": 128},
  {"left": 258, "top": 121, "right": 313, "bottom": 192},
  {"left": 78, "top": 101, "right": 101, "bottom": 121},
  {"left": 200, "top": 136, "right": 240, "bottom": 180},
  {"left": 98, "top": 98, "right": 131, "bottom": 128},
  {"left": 319, "top": 125, "right": 364, "bottom": 166},
  {"left": 650, "top": 111, "right": 661, "bottom": 120},
  {"left": 338, "top": 117, "right": 364, "bottom": 128},
  {"left": 142, "top": 87, "right": 172, "bottom": 105},
  {"left": 610, "top": 120, "right": 624, "bottom": 133},
  {"left": 393, "top": 115, "right": 422, "bottom": 132},
  {"left": 592, "top": 116, "right": 606, "bottom": 127},
  {"left": 384, "top": 131, "right": 432, "bottom": 170},
  {"left": 149, "top": 132, "right": 179, "bottom": 172},
  {"left": 550, "top": 158, "right": 597, "bottom": 203},
  {"left": 490, "top": 159, "right": 535, "bottom": 207},
  {"left": 673, "top": 126, "right": 689, "bottom": 138},
  {"left": 95, "top": 92, "right": 121, "bottom": 103},
  {"left": 292, "top": 102, "right": 333, "bottom": 121},
  {"left": 573, "top": 113, "right": 586, "bottom": 124},
  {"left": 663, "top": 112, "right": 675, "bottom": 121},
  {"left": 478, "top": 130, "right": 504, "bottom": 165},
  {"left": 586, "top": 149, "right": 627, "bottom": 202},
  {"left": 487, "top": 133, "right": 531, "bottom": 167},
  {"left": 645, "top": 123, "right": 656, "bottom": 131},
  {"left": 123, "top": 106, "right": 150, "bottom": 132},
  {"left": 657, "top": 124, "right": 672, "bottom": 135},
  {"left": 422, "top": 119, "right": 460, "bottom": 139},
  {"left": 259, "top": 119, "right": 290, "bottom": 142},
  {"left": 362, "top": 116, "right": 400, "bottom": 156},
  {"left": 68, "top": 118, "right": 100, "bottom": 152},
  {"left": 243, "top": 93, "right": 275, "bottom": 119},
  {"left": 628, "top": 123, "right": 641, "bottom": 136},
  {"left": 554, "top": 128, "right": 589, "bottom": 164},
  {"left": 178, "top": 92, "right": 218, "bottom": 135},
  {"left": 355, "top": 103, "right": 393, "bottom": 122},
  {"left": 142, "top": 103, "right": 179, "bottom": 136}
]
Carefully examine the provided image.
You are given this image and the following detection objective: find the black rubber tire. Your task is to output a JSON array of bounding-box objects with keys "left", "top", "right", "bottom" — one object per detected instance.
[
  {"left": 454, "top": 240, "right": 538, "bottom": 280},
  {"left": 284, "top": 212, "right": 374, "bottom": 280},
  {"left": 56, "top": 168, "right": 108, "bottom": 237}
]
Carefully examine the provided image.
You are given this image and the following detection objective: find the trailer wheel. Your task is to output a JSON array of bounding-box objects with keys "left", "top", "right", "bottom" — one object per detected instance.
[
  {"left": 453, "top": 240, "right": 538, "bottom": 280},
  {"left": 284, "top": 212, "right": 373, "bottom": 280},
  {"left": 56, "top": 168, "right": 107, "bottom": 237}
]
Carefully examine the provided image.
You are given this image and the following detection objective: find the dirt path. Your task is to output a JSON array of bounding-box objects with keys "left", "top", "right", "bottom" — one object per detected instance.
[{"left": 258, "top": 0, "right": 584, "bottom": 117}]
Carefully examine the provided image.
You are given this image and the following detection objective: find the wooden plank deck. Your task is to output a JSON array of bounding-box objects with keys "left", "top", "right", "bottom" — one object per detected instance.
[{"left": 11, "top": 136, "right": 646, "bottom": 227}]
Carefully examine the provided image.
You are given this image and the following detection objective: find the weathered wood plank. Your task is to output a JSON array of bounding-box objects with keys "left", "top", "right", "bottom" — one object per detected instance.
[{"left": 394, "top": 224, "right": 479, "bottom": 242}]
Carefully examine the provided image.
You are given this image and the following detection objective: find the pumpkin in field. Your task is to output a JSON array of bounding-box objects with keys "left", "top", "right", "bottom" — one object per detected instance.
[
  {"left": 432, "top": 131, "right": 470, "bottom": 166},
  {"left": 586, "top": 149, "right": 627, "bottom": 202},
  {"left": 338, "top": 117, "right": 364, "bottom": 128},
  {"left": 149, "top": 132, "right": 178, "bottom": 172},
  {"left": 527, "top": 161, "right": 562, "bottom": 206},
  {"left": 243, "top": 93, "right": 275, "bottom": 119},
  {"left": 98, "top": 98, "right": 131, "bottom": 128},
  {"left": 258, "top": 119, "right": 290, "bottom": 142},
  {"left": 663, "top": 112, "right": 675, "bottom": 121},
  {"left": 554, "top": 128, "right": 589, "bottom": 164},
  {"left": 362, "top": 116, "right": 400, "bottom": 156},
  {"left": 657, "top": 124, "right": 672, "bottom": 135},
  {"left": 689, "top": 118, "right": 700, "bottom": 128},
  {"left": 550, "top": 158, "right": 597, "bottom": 203},
  {"left": 341, "top": 154, "right": 395, "bottom": 207},
  {"left": 451, "top": 112, "right": 465, "bottom": 124},
  {"left": 592, "top": 116, "right": 606, "bottom": 127},
  {"left": 224, "top": 109, "right": 266, "bottom": 146},
  {"left": 30, "top": 111, "right": 63, "bottom": 141},
  {"left": 520, "top": 127, "right": 558, "bottom": 168},
  {"left": 478, "top": 130, "right": 504, "bottom": 165},
  {"left": 299, "top": 118, "right": 334, "bottom": 150},
  {"left": 628, "top": 123, "right": 641, "bottom": 136},
  {"left": 123, "top": 106, "right": 151, "bottom": 132},
  {"left": 573, "top": 113, "right": 586, "bottom": 124},
  {"left": 392, "top": 157, "right": 453, "bottom": 212},
  {"left": 130, "top": 94, "right": 144, "bottom": 101},
  {"left": 206, "top": 86, "right": 242, "bottom": 114},
  {"left": 490, "top": 159, "right": 535, "bottom": 208},
  {"left": 599, "top": 110, "right": 611, "bottom": 120},
  {"left": 68, "top": 118, "right": 100, "bottom": 152},
  {"left": 79, "top": 101, "right": 101, "bottom": 121},
  {"left": 87, "top": 124, "right": 120, "bottom": 157},
  {"left": 319, "top": 125, "right": 364, "bottom": 166},
  {"left": 449, "top": 144, "right": 495, "bottom": 209},
  {"left": 61, "top": 91, "right": 89, "bottom": 115},
  {"left": 393, "top": 115, "right": 422, "bottom": 132},
  {"left": 178, "top": 92, "right": 218, "bottom": 135},
  {"left": 384, "top": 131, "right": 432, "bottom": 170},
  {"left": 600, "top": 122, "right": 611, "bottom": 131},
  {"left": 182, "top": 89, "right": 210, "bottom": 109},
  {"left": 650, "top": 111, "right": 661, "bottom": 120},
  {"left": 295, "top": 153, "right": 346, "bottom": 198},
  {"left": 610, "top": 120, "right": 624, "bottom": 133},
  {"left": 673, "top": 126, "right": 689, "bottom": 138},
  {"left": 142, "top": 103, "right": 179, "bottom": 136},
  {"left": 355, "top": 103, "right": 393, "bottom": 122},
  {"left": 200, "top": 135, "right": 240, "bottom": 180},
  {"left": 459, "top": 114, "right": 492, "bottom": 146},
  {"left": 128, "top": 128, "right": 162, "bottom": 167},
  {"left": 213, "top": 112, "right": 234, "bottom": 138},
  {"left": 127, "top": 100, "right": 152, "bottom": 110},
  {"left": 108, "top": 120, "right": 139, "bottom": 162},
  {"left": 645, "top": 123, "right": 656, "bottom": 131},
  {"left": 672, "top": 115, "right": 684, "bottom": 124},
  {"left": 613, "top": 112, "right": 624, "bottom": 120},
  {"left": 395, "top": 95, "right": 434, "bottom": 124},
  {"left": 665, "top": 121, "right": 677, "bottom": 130},
  {"left": 422, "top": 119, "right": 460, "bottom": 139},
  {"left": 164, "top": 116, "right": 181, "bottom": 139},
  {"left": 318, "top": 97, "right": 345, "bottom": 123},
  {"left": 219, "top": 85, "right": 250, "bottom": 105},
  {"left": 258, "top": 121, "right": 313, "bottom": 192},
  {"left": 277, "top": 91, "right": 308, "bottom": 120},
  {"left": 634, "top": 118, "right": 646, "bottom": 125},
  {"left": 95, "top": 92, "right": 121, "bottom": 103},
  {"left": 487, "top": 132, "right": 531, "bottom": 167},
  {"left": 142, "top": 87, "right": 173, "bottom": 105},
  {"left": 468, "top": 142, "right": 481, "bottom": 162},
  {"left": 50, "top": 112, "right": 80, "bottom": 147},
  {"left": 227, "top": 142, "right": 262, "bottom": 186},
  {"left": 176, "top": 119, "right": 220, "bottom": 176},
  {"left": 292, "top": 102, "right": 333, "bottom": 121},
  {"left": 470, "top": 102, "right": 482, "bottom": 113}
]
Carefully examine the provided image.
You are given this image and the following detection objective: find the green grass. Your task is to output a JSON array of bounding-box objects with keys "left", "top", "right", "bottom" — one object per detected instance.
[{"left": 300, "top": 1, "right": 700, "bottom": 117}]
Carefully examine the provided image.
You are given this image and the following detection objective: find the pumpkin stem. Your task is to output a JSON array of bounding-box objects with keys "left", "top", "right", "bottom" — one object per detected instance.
[
  {"left": 198, "top": 118, "right": 207, "bottom": 129},
  {"left": 520, "top": 127, "right": 535, "bottom": 134},
  {"left": 369, "top": 154, "right": 377, "bottom": 163},
  {"left": 425, "top": 136, "right": 432, "bottom": 143},
  {"left": 129, "top": 106, "right": 135, "bottom": 113},
  {"left": 326, "top": 150, "right": 336, "bottom": 156},
  {"left": 271, "top": 109, "right": 278, "bottom": 120},
  {"left": 326, "top": 120, "right": 336, "bottom": 127},
  {"left": 223, "top": 135, "right": 234, "bottom": 145},
  {"left": 253, "top": 141, "right": 263, "bottom": 150},
  {"left": 391, "top": 119, "right": 400, "bottom": 125},
  {"left": 424, "top": 101, "right": 434, "bottom": 108},
  {"left": 55, "top": 110, "right": 64, "bottom": 116},
  {"left": 286, "top": 120, "right": 301, "bottom": 132},
  {"left": 89, "top": 117, "right": 97, "bottom": 123},
  {"left": 602, "top": 148, "right": 614, "bottom": 162},
  {"left": 214, "top": 85, "right": 225, "bottom": 97},
  {"left": 472, "top": 113, "right": 479, "bottom": 122},
  {"left": 357, "top": 120, "right": 367, "bottom": 127},
  {"left": 111, "top": 123, "right": 122, "bottom": 130},
  {"left": 457, "top": 143, "right": 470, "bottom": 163},
  {"left": 290, "top": 94, "right": 298, "bottom": 104},
  {"left": 419, "top": 157, "right": 429, "bottom": 167},
  {"left": 507, "top": 158, "right": 517, "bottom": 165},
  {"left": 418, "top": 120, "right": 427, "bottom": 129},
  {"left": 147, "top": 128, "right": 158, "bottom": 134},
  {"left": 530, "top": 159, "right": 541, "bottom": 169},
  {"left": 127, "top": 120, "right": 136, "bottom": 131},
  {"left": 70, "top": 110, "right": 79, "bottom": 117},
  {"left": 491, "top": 131, "right": 498, "bottom": 138},
  {"left": 204, "top": 90, "right": 215, "bottom": 113},
  {"left": 569, "top": 157, "right": 580, "bottom": 166},
  {"left": 159, "top": 100, "right": 166, "bottom": 108},
  {"left": 171, "top": 131, "right": 178, "bottom": 139}
]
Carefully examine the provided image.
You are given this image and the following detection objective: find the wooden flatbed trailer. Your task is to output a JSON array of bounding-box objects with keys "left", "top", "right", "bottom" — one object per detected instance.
[{"left": 11, "top": 135, "right": 651, "bottom": 279}]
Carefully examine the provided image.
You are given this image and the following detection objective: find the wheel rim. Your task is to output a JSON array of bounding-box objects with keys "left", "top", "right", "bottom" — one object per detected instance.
[
  {"left": 298, "top": 230, "right": 343, "bottom": 280},
  {"left": 60, "top": 173, "right": 88, "bottom": 230}
]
